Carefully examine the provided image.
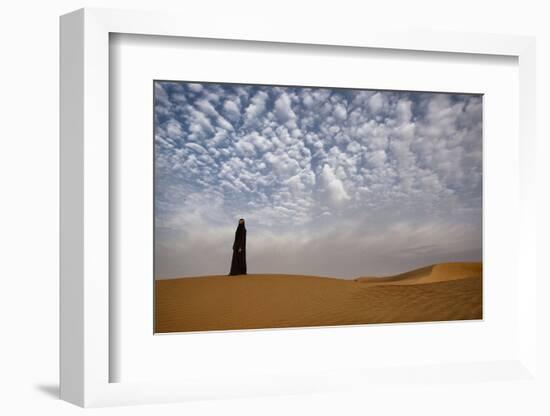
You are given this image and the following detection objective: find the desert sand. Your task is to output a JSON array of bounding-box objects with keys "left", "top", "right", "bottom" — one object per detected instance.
[{"left": 155, "top": 262, "right": 482, "bottom": 333}]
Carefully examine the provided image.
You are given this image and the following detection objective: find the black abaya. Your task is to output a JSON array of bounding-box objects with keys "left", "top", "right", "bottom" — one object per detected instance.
[{"left": 229, "top": 223, "right": 247, "bottom": 275}]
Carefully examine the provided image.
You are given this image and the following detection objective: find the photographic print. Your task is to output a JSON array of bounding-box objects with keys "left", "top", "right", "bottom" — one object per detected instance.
[{"left": 154, "top": 81, "right": 482, "bottom": 333}]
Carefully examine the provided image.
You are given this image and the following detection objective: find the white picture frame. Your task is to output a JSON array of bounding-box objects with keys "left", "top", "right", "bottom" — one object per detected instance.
[{"left": 60, "top": 7, "right": 538, "bottom": 408}]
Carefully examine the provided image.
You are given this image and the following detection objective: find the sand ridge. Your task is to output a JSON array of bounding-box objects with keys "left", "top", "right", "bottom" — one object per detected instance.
[
  {"left": 155, "top": 262, "right": 482, "bottom": 333},
  {"left": 355, "top": 262, "right": 482, "bottom": 285}
]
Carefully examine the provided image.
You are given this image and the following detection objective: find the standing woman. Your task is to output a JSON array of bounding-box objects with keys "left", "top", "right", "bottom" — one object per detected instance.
[{"left": 229, "top": 218, "right": 247, "bottom": 275}]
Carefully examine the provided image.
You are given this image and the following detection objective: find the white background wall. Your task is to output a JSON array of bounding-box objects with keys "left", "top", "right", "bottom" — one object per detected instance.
[{"left": 0, "top": 1, "right": 548, "bottom": 415}]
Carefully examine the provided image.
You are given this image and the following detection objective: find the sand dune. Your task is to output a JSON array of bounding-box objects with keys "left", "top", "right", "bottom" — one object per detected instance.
[
  {"left": 155, "top": 262, "right": 482, "bottom": 333},
  {"left": 355, "top": 262, "right": 482, "bottom": 285}
]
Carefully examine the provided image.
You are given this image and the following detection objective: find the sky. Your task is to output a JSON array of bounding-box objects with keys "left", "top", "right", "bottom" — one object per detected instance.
[{"left": 154, "top": 81, "right": 482, "bottom": 279}]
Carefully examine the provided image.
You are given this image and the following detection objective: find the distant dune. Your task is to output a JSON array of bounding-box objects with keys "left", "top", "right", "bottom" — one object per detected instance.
[
  {"left": 155, "top": 262, "right": 482, "bottom": 333},
  {"left": 355, "top": 262, "right": 483, "bottom": 285}
]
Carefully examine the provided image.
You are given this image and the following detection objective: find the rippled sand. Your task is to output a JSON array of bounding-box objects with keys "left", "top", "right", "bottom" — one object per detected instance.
[{"left": 155, "top": 262, "right": 482, "bottom": 333}]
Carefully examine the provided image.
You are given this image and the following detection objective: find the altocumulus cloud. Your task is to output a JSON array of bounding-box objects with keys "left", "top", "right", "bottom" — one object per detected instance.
[{"left": 154, "top": 81, "right": 482, "bottom": 279}]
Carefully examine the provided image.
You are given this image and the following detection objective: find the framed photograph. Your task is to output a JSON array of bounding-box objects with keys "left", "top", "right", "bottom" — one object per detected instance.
[
  {"left": 153, "top": 80, "right": 483, "bottom": 334},
  {"left": 60, "top": 8, "right": 538, "bottom": 408}
]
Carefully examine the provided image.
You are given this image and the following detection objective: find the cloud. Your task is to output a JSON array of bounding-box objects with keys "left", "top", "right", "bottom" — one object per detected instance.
[
  {"left": 320, "top": 164, "right": 350, "bottom": 207},
  {"left": 196, "top": 99, "right": 219, "bottom": 118},
  {"left": 223, "top": 99, "right": 241, "bottom": 121},
  {"left": 244, "top": 91, "right": 269, "bottom": 125},
  {"left": 185, "top": 142, "right": 208, "bottom": 155},
  {"left": 264, "top": 151, "right": 301, "bottom": 177},
  {"left": 154, "top": 81, "right": 483, "bottom": 278},
  {"left": 235, "top": 139, "right": 256, "bottom": 157},
  {"left": 366, "top": 149, "right": 387, "bottom": 168},
  {"left": 216, "top": 116, "right": 234, "bottom": 131},
  {"left": 165, "top": 119, "right": 182, "bottom": 139},
  {"left": 346, "top": 141, "right": 361, "bottom": 154},
  {"left": 243, "top": 131, "right": 273, "bottom": 153},
  {"left": 274, "top": 92, "right": 296, "bottom": 122},
  {"left": 333, "top": 103, "right": 348, "bottom": 121},
  {"left": 396, "top": 99, "right": 413, "bottom": 123},
  {"left": 368, "top": 92, "right": 385, "bottom": 115},
  {"left": 187, "top": 83, "right": 203, "bottom": 92}
]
